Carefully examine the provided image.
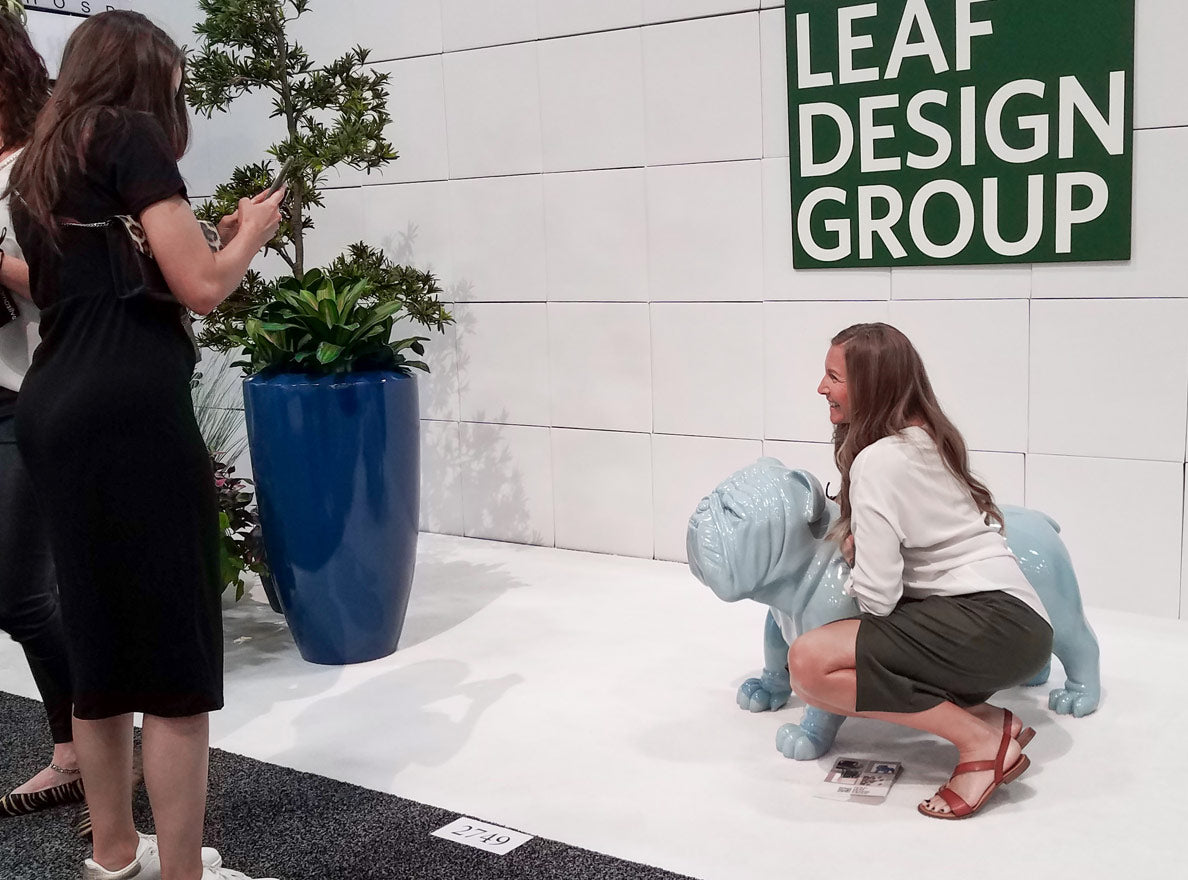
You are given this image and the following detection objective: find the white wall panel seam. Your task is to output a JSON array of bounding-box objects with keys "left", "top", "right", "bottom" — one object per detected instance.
[
  {"left": 1173, "top": 460, "right": 1183, "bottom": 617},
  {"left": 1025, "top": 297, "right": 1032, "bottom": 465},
  {"left": 460, "top": 420, "right": 673, "bottom": 438},
  {"left": 362, "top": 177, "right": 451, "bottom": 188},
  {"left": 639, "top": 15, "right": 653, "bottom": 310},
  {"left": 1031, "top": 295, "right": 1188, "bottom": 301},
  {"left": 548, "top": 426, "right": 557, "bottom": 548},
  {"left": 1026, "top": 450, "right": 1188, "bottom": 466},
  {"left": 439, "top": 45, "right": 455, "bottom": 182},
  {"left": 449, "top": 331, "right": 467, "bottom": 535},
  {"left": 643, "top": 9, "right": 765, "bottom": 31},
  {"left": 368, "top": 51, "right": 443, "bottom": 65},
  {"left": 427, "top": 8, "right": 767, "bottom": 57},
  {"left": 444, "top": 158, "right": 761, "bottom": 182},
  {"left": 649, "top": 433, "right": 661, "bottom": 561}
]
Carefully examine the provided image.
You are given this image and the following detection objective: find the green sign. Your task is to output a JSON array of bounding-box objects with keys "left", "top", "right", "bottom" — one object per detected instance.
[{"left": 786, "top": 0, "right": 1134, "bottom": 268}]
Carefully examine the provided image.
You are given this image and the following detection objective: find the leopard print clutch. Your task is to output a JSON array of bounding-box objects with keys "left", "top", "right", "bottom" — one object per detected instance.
[{"left": 114, "top": 214, "right": 223, "bottom": 256}]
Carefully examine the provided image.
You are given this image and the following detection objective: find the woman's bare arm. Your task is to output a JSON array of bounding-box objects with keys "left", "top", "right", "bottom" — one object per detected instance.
[
  {"left": 139, "top": 190, "right": 283, "bottom": 315},
  {"left": 0, "top": 251, "right": 31, "bottom": 299}
]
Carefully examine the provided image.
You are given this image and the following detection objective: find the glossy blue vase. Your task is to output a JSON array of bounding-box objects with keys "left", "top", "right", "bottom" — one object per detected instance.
[{"left": 243, "top": 371, "right": 420, "bottom": 665}]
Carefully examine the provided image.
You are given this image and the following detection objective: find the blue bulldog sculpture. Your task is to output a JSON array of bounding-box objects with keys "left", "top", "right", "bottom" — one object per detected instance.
[{"left": 687, "top": 459, "right": 1101, "bottom": 761}]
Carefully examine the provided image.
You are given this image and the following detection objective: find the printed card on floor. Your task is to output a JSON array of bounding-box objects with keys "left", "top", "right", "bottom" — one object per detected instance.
[
  {"left": 816, "top": 758, "right": 903, "bottom": 804},
  {"left": 432, "top": 817, "right": 533, "bottom": 855}
]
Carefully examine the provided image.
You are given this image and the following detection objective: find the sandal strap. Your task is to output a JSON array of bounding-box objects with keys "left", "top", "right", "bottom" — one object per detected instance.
[
  {"left": 946, "top": 711, "right": 1021, "bottom": 779},
  {"left": 951, "top": 759, "right": 997, "bottom": 776},
  {"left": 994, "top": 710, "right": 1015, "bottom": 783},
  {"left": 934, "top": 785, "right": 973, "bottom": 818}
]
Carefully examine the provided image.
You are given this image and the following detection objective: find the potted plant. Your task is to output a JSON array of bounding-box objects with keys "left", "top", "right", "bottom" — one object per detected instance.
[
  {"left": 191, "top": 361, "right": 273, "bottom": 606},
  {"left": 187, "top": 0, "right": 452, "bottom": 664}
]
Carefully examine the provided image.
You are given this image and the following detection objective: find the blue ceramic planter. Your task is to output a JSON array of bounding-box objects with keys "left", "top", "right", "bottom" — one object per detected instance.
[{"left": 243, "top": 371, "right": 420, "bottom": 664}]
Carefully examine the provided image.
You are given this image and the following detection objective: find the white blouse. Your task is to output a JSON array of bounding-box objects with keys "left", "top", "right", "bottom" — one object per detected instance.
[
  {"left": 843, "top": 426, "right": 1049, "bottom": 623},
  {"left": 1, "top": 148, "right": 41, "bottom": 396}
]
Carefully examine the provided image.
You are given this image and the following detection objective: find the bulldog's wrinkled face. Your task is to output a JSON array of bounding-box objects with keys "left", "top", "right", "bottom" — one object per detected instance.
[{"left": 687, "top": 460, "right": 827, "bottom": 603}]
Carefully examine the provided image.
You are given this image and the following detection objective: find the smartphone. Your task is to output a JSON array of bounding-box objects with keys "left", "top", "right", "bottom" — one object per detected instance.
[{"left": 265, "top": 157, "right": 296, "bottom": 197}]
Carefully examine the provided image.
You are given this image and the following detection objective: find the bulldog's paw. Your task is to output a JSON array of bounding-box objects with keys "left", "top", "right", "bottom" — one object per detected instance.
[
  {"left": 775, "top": 722, "right": 831, "bottom": 760},
  {"left": 737, "top": 677, "right": 791, "bottom": 713},
  {"left": 1049, "top": 684, "right": 1099, "bottom": 717}
]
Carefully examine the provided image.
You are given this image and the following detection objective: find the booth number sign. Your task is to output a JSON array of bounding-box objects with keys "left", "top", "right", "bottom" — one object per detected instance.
[{"left": 787, "top": 0, "right": 1135, "bottom": 268}]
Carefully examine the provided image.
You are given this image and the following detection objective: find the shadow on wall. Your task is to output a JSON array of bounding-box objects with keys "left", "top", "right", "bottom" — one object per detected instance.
[
  {"left": 380, "top": 220, "right": 420, "bottom": 266},
  {"left": 455, "top": 417, "right": 545, "bottom": 547},
  {"left": 458, "top": 297, "right": 543, "bottom": 547},
  {"left": 418, "top": 294, "right": 547, "bottom": 548},
  {"left": 380, "top": 221, "right": 458, "bottom": 423}
]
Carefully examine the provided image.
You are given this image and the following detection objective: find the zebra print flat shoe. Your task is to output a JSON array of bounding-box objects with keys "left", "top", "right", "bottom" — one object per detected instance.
[
  {"left": 74, "top": 800, "right": 93, "bottom": 839},
  {"left": 0, "top": 772, "right": 85, "bottom": 817}
]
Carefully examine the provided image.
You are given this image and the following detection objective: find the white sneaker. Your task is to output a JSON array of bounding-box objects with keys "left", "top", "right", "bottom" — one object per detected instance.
[
  {"left": 201, "top": 867, "right": 280, "bottom": 880},
  {"left": 81, "top": 832, "right": 222, "bottom": 879}
]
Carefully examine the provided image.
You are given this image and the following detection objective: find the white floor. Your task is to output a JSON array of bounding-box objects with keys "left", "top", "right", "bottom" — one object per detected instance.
[{"left": 3, "top": 533, "right": 1187, "bottom": 878}]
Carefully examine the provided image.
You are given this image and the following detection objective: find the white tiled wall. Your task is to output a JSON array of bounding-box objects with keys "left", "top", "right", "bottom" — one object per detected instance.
[
  {"left": 552, "top": 428, "right": 654, "bottom": 557},
  {"left": 642, "top": 14, "right": 762, "bottom": 166},
  {"left": 646, "top": 161, "right": 764, "bottom": 302},
  {"left": 167, "top": 1, "right": 1188, "bottom": 618},
  {"left": 538, "top": 29, "right": 645, "bottom": 173}
]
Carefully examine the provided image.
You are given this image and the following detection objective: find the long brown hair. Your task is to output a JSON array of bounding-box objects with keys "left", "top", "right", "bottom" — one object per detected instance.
[
  {"left": 7, "top": 10, "right": 188, "bottom": 237},
  {"left": 828, "top": 323, "right": 1002, "bottom": 543},
  {"left": 0, "top": 12, "right": 50, "bottom": 150}
]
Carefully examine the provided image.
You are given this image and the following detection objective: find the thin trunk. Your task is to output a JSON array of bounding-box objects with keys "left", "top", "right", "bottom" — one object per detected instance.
[{"left": 272, "top": 3, "right": 304, "bottom": 277}]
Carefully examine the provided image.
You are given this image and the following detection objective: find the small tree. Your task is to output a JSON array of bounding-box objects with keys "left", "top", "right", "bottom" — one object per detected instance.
[{"left": 186, "top": 0, "right": 450, "bottom": 355}]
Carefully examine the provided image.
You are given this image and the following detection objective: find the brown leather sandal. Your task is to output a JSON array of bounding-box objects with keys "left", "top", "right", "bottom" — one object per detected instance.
[{"left": 918, "top": 710, "right": 1031, "bottom": 820}]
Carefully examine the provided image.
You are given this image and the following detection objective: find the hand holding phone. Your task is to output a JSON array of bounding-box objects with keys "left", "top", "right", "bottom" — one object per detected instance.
[{"left": 265, "top": 157, "right": 297, "bottom": 198}]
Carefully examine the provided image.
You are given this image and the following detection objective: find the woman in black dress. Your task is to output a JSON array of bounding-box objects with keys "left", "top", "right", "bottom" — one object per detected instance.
[{"left": 9, "top": 11, "right": 283, "bottom": 880}]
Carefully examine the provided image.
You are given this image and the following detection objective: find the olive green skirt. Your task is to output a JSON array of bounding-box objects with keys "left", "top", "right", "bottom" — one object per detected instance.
[{"left": 855, "top": 590, "right": 1053, "bottom": 714}]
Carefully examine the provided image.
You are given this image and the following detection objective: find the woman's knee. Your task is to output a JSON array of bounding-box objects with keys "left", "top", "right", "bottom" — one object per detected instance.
[
  {"left": 787, "top": 638, "right": 828, "bottom": 694},
  {"left": 787, "top": 622, "right": 860, "bottom": 693}
]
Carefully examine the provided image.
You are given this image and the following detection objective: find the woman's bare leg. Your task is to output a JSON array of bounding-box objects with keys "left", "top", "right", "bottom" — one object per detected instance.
[
  {"left": 73, "top": 715, "right": 137, "bottom": 870},
  {"left": 10, "top": 740, "right": 79, "bottom": 794},
  {"left": 141, "top": 713, "right": 209, "bottom": 880},
  {"left": 967, "top": 703, "right": 1023, "bottom": 738},
  {"left": 788, "top": 620, "right": 1023, "bottom": 814}
]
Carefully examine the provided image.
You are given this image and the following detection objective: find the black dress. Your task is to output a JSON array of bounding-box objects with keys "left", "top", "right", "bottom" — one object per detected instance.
[{"left": 13, "top": 110, "right": 222, "bottom": 719}]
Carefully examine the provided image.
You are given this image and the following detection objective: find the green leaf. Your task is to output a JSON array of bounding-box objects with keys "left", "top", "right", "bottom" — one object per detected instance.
[
  {"left": 296, "top": 289, "right": 319, "bottom": 312},
  {"left": 318, "top": 296, "right": 340, "bottom": 327},
  {"left": 316, "top": 342, "right": 345, "bottom": 364}
]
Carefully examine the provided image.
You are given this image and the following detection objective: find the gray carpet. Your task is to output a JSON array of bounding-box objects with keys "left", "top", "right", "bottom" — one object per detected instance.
[{"left": 0, "top": 690, "right": 693, "bottom": 880}]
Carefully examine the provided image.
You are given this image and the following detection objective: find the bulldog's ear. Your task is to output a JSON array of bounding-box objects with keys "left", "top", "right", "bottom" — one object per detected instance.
[{"left": 788, "top": 469, "right": 826, "bottom": 525}]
